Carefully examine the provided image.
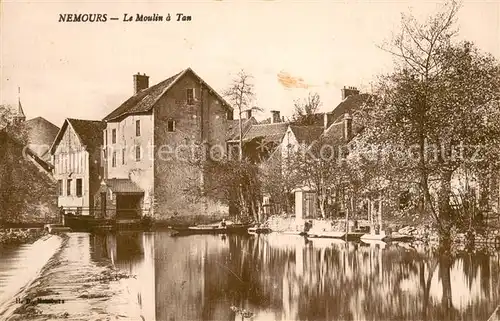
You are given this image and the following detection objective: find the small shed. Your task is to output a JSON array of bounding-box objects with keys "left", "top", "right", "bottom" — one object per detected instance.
[{"left": 291, "top": 186, "right": 317, "bottom": 222}]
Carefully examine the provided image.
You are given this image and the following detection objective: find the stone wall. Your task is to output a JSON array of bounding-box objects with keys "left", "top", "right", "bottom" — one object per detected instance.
[{"left": 153, "top": 70, "right": 231, "bottom": 219}]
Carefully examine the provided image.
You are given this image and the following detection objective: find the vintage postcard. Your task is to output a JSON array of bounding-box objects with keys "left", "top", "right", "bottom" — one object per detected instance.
[{"left": 0, "top": 0, "right": 499, "bottom": 320}]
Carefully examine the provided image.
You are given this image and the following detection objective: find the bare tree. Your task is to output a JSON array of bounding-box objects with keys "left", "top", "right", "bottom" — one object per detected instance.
[
  {"left": 292, "top": 92, "right": 322, "bottom": 125},
  {"left": 224, "top": 70, "right": 258, "bottom": 161}
]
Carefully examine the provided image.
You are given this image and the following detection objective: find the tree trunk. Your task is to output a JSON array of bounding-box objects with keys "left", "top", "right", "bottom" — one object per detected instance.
[
  {"left": 438, "top": 170, "right": 453, "bottom": 241},
  {"left": 239, "top": 185, "right": 248, "bottom": 218},
  {"left": 439, "top": 248, "right": 454, "bottom": 315},
  {"left": 238, "top": 108, "right": 243, "bottom": 162},
  {"left": 319, "top": 194, "right": 326, "bottom": 219}
]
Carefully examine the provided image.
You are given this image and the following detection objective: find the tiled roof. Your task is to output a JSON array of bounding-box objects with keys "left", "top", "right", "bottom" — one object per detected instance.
[
  {"left": 103, "top": 71, "right": 182, "bottom": 121},
  {"left": 50, "top": 118, "right": 105, "bottom": 154},
  {"left": 321, "top": 121, "right": 346, "bottom": 144},
  {"left": 331, "top": 93, "right": 372, "bottom": 122},
  {"left": 0, "top": 130, "right": 53, "bottom": 174},
  {"left": 311, "top": 119, "right": 364, "bottom": 153},
  {"left": 227, "top": 117, "right": 257, "bottom": 140},
  {"left": 67, "top": 119, "right": 106, "bottom": 151},
  {"left": 231, "top": 122, "right": 289, "bottom": 143},
  {"left": 101, "top": 179, "right": 144, "bottom": 194},
  {"left": 289, "top": 125, "right": 324, "bottom": 145},
  {"left": 103, "top": 68, "right": 233, "bottom": 122},
  {"left": 23, "top": 117, "right": 60, "bottom": 160}
]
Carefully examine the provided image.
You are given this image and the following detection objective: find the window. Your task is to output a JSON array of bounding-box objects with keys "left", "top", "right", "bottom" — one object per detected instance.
[
  {"left": 112, "top": 151, "right": 117, "bottom": 167},
  {"left": 104, "top": 130, "right": 107, "bottom": 146},
  {"left": 67, "top": 179, "right": 72, "bottom": 196},
  {"left": 122, "top": 148, "right": 126, "bottom": 165},
  {"left": 76, "top": 179, "right": 83, "bottom": 197},
  {"left": 167, "top": 120, "right": 175, "bottom": 132},
  {"left": 58, "top": 180, "right": 63, "bottom": 196},
  {"left": 136, "top": 120, "right": 141, "bottom": 136},
  {"left": 186, "top": 88, "right": 195, "bottom": 105},
  {"left": 112, "top": 129, "right": 116, "bottom": 144},
  {"left": 135, "top": 146, "right": 141, "bottom": 161}
]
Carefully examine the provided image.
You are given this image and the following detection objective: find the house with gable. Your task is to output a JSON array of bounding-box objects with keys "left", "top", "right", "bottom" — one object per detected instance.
[
  {"left": 23, "top": 117, "right": 60, "bottom": 162},
  {"left": 6, "top": 93, "right": 60, "bottom": 169},
  {"left": 98, "top": 68, "right": 234, "bottom": 220},
  {"left": 227, "top": 109, "right": 289, "bottom": 163},
  {"left": 264, "top": 86, "right": 371, "bottom": 220},
  {"left": 49, "top": 118, "right": 105, "bottom": 215}
]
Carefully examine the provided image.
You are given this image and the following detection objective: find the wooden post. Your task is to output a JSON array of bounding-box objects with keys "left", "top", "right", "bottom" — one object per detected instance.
[
  {"left": 344, "top": 189, "right": 349, "bottom": 238},
  {"left": 378, "top": 198, "right": 383, "bottom": 233},
  {"left": 368, "top": 198, "right": 372, "bottom": 232}
]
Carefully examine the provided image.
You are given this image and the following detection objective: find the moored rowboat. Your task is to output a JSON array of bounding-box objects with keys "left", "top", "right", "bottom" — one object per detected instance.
[
  {"left": 307, "top": 231, "right": 346, "bottom": 239},
  {"left": 248, "top": 226, "right": 272, "bottom": 234},
  {"left": 172, "top": 223, "right": 251, "bottom": 236}
]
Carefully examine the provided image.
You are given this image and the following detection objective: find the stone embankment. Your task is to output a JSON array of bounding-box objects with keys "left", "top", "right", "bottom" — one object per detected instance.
[
  {"left": 0, "top": 234, "right": 64, "bottom": 319},
  {"left": 5, "top": 233, "right": 144, "bottom": 321}
]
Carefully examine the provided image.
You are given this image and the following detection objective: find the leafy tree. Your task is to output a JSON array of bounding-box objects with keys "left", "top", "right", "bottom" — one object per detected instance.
[
  {"left": 259, "top": 152, "right": 298, "bottom": 215},
  {"left": 361, "top": 1, "right": 500, "bottom": 240},
  {"left": 0, "top": 105, "right": 57, "bottom": 225}
]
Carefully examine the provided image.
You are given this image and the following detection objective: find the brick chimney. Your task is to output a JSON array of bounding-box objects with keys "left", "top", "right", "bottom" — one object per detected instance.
[
  {"left": 344, "top": 113, "right": 353, "bottom": 140},
  {"left": 323, "top": 112, "right": 335, "bottom": 131},
  {"left": 133, "top": 73, "right": 149, "bottom": 94},
  {"left": 270, "top": 110, "right": 281, "bottom": 124},
  {"left": 341, "top": 86, "right": 360, "bottom": 100},
  {"left": 244, "top": 109, "right": 252, "bottom": 119}
]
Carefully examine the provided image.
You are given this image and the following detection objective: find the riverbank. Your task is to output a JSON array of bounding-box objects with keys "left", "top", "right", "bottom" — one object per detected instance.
[
  {"left": 265, "top": 215, "right": 500, "bottom": 250},
  {"left": 5, "top": 233, "right": 144, "bottom": 321},
  {"left": 0, "top": 229, "right": 48, "bottom": 245}
]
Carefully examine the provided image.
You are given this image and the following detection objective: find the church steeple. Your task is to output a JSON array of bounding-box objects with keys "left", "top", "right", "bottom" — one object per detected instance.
[{"left": 14, "top": 87, "right": 26, "bottom": 123}]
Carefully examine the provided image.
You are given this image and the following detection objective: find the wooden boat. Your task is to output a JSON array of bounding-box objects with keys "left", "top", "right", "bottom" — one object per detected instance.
[
  {"left": 172, "top": 223, "right": 251, "bottom": 236},
  {"left": 360, "top": 232, "right": 389, "bottom": 242},
  {"left": 345, "top": 232, "right": 365, "bottom": 241},
  {"left": 248, "top": 226, "right": 272, "bottom": 234},
  {"left": 307, "top": 231, "right": 346, "bottom": 239},
  {"left": 281, "top": 230, "right": 308, "bottom": 236}
]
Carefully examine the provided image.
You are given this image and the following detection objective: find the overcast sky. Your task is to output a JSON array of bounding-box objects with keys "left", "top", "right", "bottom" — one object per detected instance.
[{"left": 1, "top": 0, "right": 498, "bottom": 127}]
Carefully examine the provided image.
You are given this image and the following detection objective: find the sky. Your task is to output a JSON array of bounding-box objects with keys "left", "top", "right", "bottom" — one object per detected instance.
[{"left": 0, "top": 0, "right": 499, "bottom": 127}]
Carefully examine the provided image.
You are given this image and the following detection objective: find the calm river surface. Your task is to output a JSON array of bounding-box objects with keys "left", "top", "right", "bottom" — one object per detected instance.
[
  {"left": 2, "top": 231, "right": 500, "bottom": 321},
  {"left": 90, "top": 231, "right": 500, "bottom": 321}
]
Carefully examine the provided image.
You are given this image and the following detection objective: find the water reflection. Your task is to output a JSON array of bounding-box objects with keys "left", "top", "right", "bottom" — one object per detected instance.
[
  {"left": 90, "top": 232, "right": 156, "bottom": 321},
  {"left": 89, "top": 232, "right": 500, "bottom": 321}
]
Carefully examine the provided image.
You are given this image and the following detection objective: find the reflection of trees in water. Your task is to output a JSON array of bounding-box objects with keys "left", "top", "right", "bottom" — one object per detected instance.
[
  {"left": 225, "top": 237, "right": 499, "bottom": 321},
  {"left": 124, "top": 233, "right": 500, "bottom": 321}
]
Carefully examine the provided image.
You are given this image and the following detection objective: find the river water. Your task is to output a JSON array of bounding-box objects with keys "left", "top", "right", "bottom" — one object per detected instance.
[
  {"left": 90, "top": 231, "right": 500, "bottom": 321},
  {"left": 1, "top": 231, "right": 499, "bottom": 321}
]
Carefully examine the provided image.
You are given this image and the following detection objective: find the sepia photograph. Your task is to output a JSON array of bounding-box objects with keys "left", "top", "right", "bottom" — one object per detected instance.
[{"left": 0, "top": 0, "right": 499, "bottom": 320}]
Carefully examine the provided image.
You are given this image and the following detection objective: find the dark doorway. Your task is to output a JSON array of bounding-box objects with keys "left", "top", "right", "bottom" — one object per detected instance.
[{"left": 116, "top": 194, "right": 142, "bottom": 219}]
